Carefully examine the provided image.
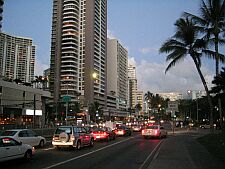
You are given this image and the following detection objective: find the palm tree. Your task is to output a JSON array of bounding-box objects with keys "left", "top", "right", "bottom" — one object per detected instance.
[
  {"left": 144, "top": 91, "right": 154, "bottom": 108},
  {"left": 211, "top": 67, "right": 225, "bottom": 93},
  {"left": 211, "top": 67, "right": 225, "bottom": 129},
  {"left": 183, "top": 0, "right": 225, "bottom": 76},
  {"left": 159, "top": 17, "right": 215, "bottom": 129}
]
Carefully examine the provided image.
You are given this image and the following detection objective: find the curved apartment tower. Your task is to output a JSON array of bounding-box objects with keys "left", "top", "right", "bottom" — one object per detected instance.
[{"left": 50, "top": 0, "right": 107, "bottom": 108}]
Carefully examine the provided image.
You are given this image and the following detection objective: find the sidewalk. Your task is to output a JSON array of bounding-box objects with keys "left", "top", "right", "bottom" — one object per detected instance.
[{"left": 147, "top": 129, "right": 225, "bottom": 169}]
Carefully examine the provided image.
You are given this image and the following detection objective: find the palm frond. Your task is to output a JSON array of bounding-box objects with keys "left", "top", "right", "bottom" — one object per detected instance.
[{"left": 165, "top": 55, "right": 184, "bottom": 73}]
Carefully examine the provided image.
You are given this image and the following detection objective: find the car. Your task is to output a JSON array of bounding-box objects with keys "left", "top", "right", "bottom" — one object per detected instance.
[
  {"left": 131, "top": 124, "right": 142, "bottom": 132},
  {"left": 0, "top": 137, "right": 35, "bottom": 162},
  {"left": 199, "top": 123, "right": 211, "bottom": 129},
  {"left": 91, "top": 127, "right": 116, "bottom": 141},
  {"left": 0, "top": 129, "right": 46, "bottom": 148},
  {"left": 141, "top": 125, "right": 167, "bottom": 139},
  {"left": 52, "top": 126, "right": 94, "bottom": 150},
  {"left": 114, "top": 125, "right": 132, "bottom": 136}
]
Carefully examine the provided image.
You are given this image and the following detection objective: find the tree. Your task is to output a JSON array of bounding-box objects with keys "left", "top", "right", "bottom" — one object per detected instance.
[
  {"left": 211, "top": 67, "right": 225, "bottom": 129},
  {"left": 135, "top": 103, "right": 142, "bottom": 113},
  {"left": 211, "top": 67, "right": 225, "bottom": 93},
  {"left": 144, "top": 91, "right": 154, "bottom": 110},
  {"left": 159, "top": 17, "right": 215, "bottom": 129},
  {"left": 89, "top": 101, "right": 103, "bottom": 123},
  {"left": 183, "top": 0, "right": 225, "bottom": 75}
]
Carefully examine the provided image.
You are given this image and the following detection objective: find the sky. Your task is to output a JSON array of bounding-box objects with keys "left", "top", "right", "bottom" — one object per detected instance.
[{"left": 2, "top": 0, "right": 224, "bottom": 95}]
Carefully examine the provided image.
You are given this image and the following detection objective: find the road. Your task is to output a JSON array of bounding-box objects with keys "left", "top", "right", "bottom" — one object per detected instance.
[{"left": 0, "top": 132, "right": 164, "bottom": 169}]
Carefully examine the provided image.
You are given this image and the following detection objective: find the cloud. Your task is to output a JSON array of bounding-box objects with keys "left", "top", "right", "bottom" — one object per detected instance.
[
  {"left": 34, "top": 60, "right": 49, "bottom": 76},
  {"left": 134, "top": 58, "right": 214, "bottom": 95},
  {"left": 107, "top": 29, "right": 118, "bottom": 39},
  {"left": 128, "top": 57, "right": 137, "bottom": 66},
  {"left": 139, "top": 47, "right": 159, "bottom": 55}
]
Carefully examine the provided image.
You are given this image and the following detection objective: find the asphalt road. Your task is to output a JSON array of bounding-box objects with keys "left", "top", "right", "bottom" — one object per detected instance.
[{"left": 0, "top": 132, "right": 164, "bottom": 169}]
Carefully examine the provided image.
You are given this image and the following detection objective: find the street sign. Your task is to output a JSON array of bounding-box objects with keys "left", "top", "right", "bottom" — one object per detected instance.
[
  {"left": 168, "top": 101, "right": 178, "bottom": 112},
  {"left": 63, "top": 95, "right": 71, "bottom": 102}
]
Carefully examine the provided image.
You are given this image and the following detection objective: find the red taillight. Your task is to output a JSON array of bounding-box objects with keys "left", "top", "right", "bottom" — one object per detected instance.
[
  {"left": 103, "top": 132, "right": 107, "bottom": 136},
  {"left": 121, "top": 130, "right": 125, "bottom": 134},
  {"left": 154, "top": 130, "right": 158, "bottom": 135},
  {"left": 142, "top": 130, "right": 145, "bottom": 134}
]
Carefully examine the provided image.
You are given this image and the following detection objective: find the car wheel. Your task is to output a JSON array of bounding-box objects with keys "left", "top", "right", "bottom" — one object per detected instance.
[
  {"left": 90, "top": 138, "right": 94, "bottom": 147},
  {"left": 39, "top": 140, "right": 45, "bottom": 148},
  {"left": 76, "top": 141, "right": 81, "bottom": 150},
  {"left": 24, "top": 150, "right": 32, "bottom": 160}
]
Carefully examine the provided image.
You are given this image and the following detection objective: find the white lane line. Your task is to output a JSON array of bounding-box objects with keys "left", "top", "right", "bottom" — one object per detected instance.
[
  {"left": 138, "top": 140, "right": 163, "bottom": 169},
  {"left": 43, "top": 147, "right": 55, "bottom": 151},
  {"left": 43, "top": 136, "right": 135, "bottom": 169}
]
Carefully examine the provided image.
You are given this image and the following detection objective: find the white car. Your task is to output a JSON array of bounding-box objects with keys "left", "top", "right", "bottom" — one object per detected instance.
[
  {"left": 0, "top": 129, "right": 46, "bottom": 147},
  {"left": 141, "top": 125, "right": 167, "bottom": 139},
  {"left": 0, "top": 137, "right": 35, "bottom": 162}
]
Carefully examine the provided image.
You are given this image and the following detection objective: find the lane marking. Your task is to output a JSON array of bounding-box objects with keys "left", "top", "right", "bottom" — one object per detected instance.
[
  {"left": 43, "top": 147, "right": 55, "bottom": 151},
  {"left": 43, "top": 136, "right": 135, "bottom": 169},
  {"left": 138, "top": 139, "right": 164, "bottom": 169}
]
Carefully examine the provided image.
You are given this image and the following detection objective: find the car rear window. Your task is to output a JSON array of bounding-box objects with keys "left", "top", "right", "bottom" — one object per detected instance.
[
  {"left": 146, "top": 126, "right": 159, "bottom": 129},
  {"left": 1, "top": 130, "right": 17, "bottom": 136},
  {"left": 55, "top": 127, "right": 72, "bottom": 134}
]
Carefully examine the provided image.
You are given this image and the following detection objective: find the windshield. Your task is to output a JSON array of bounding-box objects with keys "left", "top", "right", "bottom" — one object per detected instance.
[
  {"left": 146, "top": 126, "right": 159, "bottom": 129},
  {"left": 55, "top": 127, "right": 72, "bottom": 134}
]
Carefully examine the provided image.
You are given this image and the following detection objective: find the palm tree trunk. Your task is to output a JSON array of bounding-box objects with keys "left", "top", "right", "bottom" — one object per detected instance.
[{"left": 192, "top": 56, "right": 214, "bottom": 131}]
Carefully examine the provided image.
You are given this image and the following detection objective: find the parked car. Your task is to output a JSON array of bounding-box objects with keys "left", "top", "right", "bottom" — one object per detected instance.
[
  {"left": 91, "top": 127, "right": 116, "bottom": 141},
  {"left": 0, "top": 129, "right": 46, "bottom": 148},
  {"left": 114, "top": 125, "right": 132, "bottom": 136},
  {"left": 141, "top": 125, "right": 167, "bottom": 139},
  {"left": 52, "top": 126, "right": 94, "bottom": 150},
  {"left": 0, "top": 137, "right": 35, "bottom": 162}
]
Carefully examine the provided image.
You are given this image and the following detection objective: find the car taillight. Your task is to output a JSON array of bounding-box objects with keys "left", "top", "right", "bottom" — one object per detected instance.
[
  {"left": 154, "top": 130, "right": 158, "bottom": 135},
  {"left": 142, "top": 130, "right": 145, "bottom": 134},
  {"left": 103, "top": 132, "right": 107, "bottom": 136},
  {"left": 122, "top": 130, "right": 125, "bottom": 134},
  {"left": 114, "top": 130, "right": 118, "bottom": 134}
]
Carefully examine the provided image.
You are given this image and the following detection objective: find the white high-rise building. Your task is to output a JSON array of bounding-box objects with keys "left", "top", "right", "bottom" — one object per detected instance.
[
  {"left": 0, "top": 32, "right": 35, "bottom": 83},
  {"left": 128, "top": 64, "right": 138, "bottom": 109},
  {"left": 107, "top": 38, "right": 128, "bottom": 113}
]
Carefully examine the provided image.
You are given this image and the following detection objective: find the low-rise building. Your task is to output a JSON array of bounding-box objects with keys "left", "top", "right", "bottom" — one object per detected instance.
[{"left": 0, "top": 79, "right": 51, "bottom": 128}]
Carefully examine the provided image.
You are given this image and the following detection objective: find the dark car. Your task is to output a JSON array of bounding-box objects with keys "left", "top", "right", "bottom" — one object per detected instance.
[
  {"left": 91, "top": 127, "right": 116, "bottom": 141},
  {"left": 114, "top": 125, "right": 132, "bottom": 136}
]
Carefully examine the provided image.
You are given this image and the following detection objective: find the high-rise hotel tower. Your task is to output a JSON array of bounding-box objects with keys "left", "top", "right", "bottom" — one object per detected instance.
[{"left": 50, "top": 0, "right": 107, "bottom": 108}]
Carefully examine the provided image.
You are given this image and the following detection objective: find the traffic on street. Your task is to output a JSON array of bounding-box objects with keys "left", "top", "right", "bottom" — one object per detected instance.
[{"left": 0, "top": 131, "right": 164, "bottom": 169}]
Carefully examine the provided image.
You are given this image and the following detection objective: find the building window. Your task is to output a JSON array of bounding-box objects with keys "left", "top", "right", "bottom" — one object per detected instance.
[{"left": 0, "top": 86, "right": 2, "bottom": 94}]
